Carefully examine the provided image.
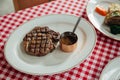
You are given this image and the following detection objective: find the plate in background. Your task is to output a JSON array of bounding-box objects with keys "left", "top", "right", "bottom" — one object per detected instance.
[
  {"left": 100, "top": 56, "right": 120, "bottom": 80},
  {"left": 86, "top": 0, "right": 120, "bottom": 40}
]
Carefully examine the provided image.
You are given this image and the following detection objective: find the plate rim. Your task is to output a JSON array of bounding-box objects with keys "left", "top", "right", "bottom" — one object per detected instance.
[{"left": 4, "top": 14, "right": 97, "bottom": 75}]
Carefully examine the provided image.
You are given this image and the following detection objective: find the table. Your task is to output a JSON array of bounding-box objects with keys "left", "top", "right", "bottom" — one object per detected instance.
[{"left": 0, "top": 0, "right": 120, "bottom": 80}]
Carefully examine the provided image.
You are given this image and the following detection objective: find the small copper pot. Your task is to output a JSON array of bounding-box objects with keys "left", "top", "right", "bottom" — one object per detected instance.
[{"left": 60, "top": 31, "right": 78, "bottom": 52}]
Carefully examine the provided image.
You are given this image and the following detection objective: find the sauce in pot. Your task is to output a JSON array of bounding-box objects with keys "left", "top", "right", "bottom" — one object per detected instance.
[{"left": 60, "top": 31, "right": 78, "bottom": 52}]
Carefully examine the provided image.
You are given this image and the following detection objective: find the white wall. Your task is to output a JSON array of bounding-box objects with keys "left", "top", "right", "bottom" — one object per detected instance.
[{"left": 0, "top": 0, "right": 15, "bottom": 16}]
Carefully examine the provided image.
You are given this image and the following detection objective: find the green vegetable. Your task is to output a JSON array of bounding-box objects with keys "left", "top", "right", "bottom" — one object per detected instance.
[{"left": 110, "top": 25, "right": 120, "bottom": 34}]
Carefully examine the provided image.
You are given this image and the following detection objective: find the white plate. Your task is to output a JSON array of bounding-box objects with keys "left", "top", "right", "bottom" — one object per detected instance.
[
  {"left": 4, "top": 14, "right": 96, "bottom": 75},
  {"left": 100, "top": 56, "right": 120, "bottom": 80},
  {"left": 86, "top": 0, "right": 120, "bottom": 40}
]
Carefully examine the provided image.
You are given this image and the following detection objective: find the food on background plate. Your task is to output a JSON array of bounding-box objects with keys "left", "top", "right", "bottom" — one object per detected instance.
[
  {"left": 108, "top": 3, "right": 120, "bottom": 13},
  {"left": 104, "top": 3, "right": 120, "bottom": 34},
  {"left": 22, "top": 26, "right": 60, "bottom": 56},
  {"left": 104, "top": 3, "right": 120, "bottom": 25},
  {"left": 104, "top": 11, "right": 120, "bottom": 25},
  {"left": 95, "top": 6, "right": 107, "bottom": 16}
]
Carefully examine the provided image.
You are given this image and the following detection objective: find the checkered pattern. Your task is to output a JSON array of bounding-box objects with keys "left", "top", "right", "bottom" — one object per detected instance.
[{"left": 0, "top": 0, "right": 120, "bottom": 80}]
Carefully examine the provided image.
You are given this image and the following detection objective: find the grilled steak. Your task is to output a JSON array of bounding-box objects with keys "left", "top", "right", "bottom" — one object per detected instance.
[{"left": 23, "top": 26, "right": 60, "bottom": 56}]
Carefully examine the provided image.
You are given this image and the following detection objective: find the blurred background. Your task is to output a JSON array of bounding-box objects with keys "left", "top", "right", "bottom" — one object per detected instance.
[
  {"left": 0, "top": 0, "right": 14, "bottom": 16},
  {"left": 0, "top": 0, "right": 54, "bottom": 16}
]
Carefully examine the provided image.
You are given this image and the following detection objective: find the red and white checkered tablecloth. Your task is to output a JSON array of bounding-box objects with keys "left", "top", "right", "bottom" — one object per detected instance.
[{"left": 0, "top": 0, "right": 120, "bottom": 80}]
